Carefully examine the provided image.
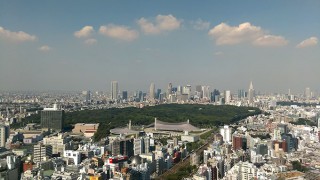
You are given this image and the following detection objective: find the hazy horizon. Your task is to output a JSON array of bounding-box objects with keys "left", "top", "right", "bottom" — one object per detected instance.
[{"left": 1, "top": 1, "right": 319, "bottom": 93}]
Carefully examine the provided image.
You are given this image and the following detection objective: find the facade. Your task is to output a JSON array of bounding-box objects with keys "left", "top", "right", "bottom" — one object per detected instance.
[
  {"left": 72, "top": 123, "right": 99, "bottom": 137},
  {"left": 248, "top": 81, "right": 255, "bottom": 105},
  {"left": 64, "top": 150, "right": 81, "bottom": 165},
  {"left": 111, "top": 81, "right": 119, "bottom": 100},
  {"left": 111, "top": 138, "right": 134, "bottom": 157},
  {"left": 33, "top": 143, "right": 52, "bottom": 163},
  {"left": 134, "top": 137, "right": 151, "bottom": 155},
  {"left": 149, "top": 83, "right": 155, "bottom": 100},
  {"left": 225, "top": 90, "right": 231, "bottom": 104},
  {"left": 0, "top": 125, "right": 10, "bottom": 147},
  {"left": 220, "top": 125, "right": 232, "bottom": 144},
  {"left": 40, "top": 105, "right": 64, "bottom": 131},
  {"left": 122, "top": 91, "right": 128, "bottom": 100},
  {"left": 43, "top": 133, "right": 72, "bottom": 155}
]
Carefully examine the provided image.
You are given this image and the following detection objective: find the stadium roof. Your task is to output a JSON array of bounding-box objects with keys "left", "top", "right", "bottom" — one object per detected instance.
[{"left": 154, "top": 119, "right": 200, "bottom": 132}]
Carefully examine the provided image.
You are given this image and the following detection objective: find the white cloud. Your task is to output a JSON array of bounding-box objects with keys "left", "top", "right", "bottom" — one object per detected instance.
[
  {"left": 84, "top": 38, "right": 97, "bottom": 45},
  {"left": 38, "top": 45, "right": 51, "bottom": 52},
  {"left": 296, "top": 37, "right": 318, "bottom": 48},
  {"left": 99, "top": 24, "right": 138, "bottom": 41},
  {"left": 74, "top": 26, "right": 94, "bottom": 38},
  {"left": 208, "top": 22, "right": 263, "bottom": 45},
  {"left": 208, "top": 22, "right": 287, "bottom": 47},
  {"left": 192, "top": 19, "right": 210, "bottom": 30},
  {"left": 253, "top": 35, "right": 288, "bottom": 47},
  {"left": 137, "top": 14, "right": 181, "bottom": 34},
  {"left": 0, "top": 26, "right": 37, "bottom": 42}
]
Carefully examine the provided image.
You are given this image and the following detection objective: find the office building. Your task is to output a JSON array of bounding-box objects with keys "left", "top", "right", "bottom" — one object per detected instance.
[
  {"left": 122, "top": 91, "right": 128, "bottom": 100},
  {"left": 43, "top": 133, "right": 72, "bottom": 155},
  {"left": 33, "top": 143, "right": 52, "bottom": 163},
  {"left": 111, "top": 81, "right": 119, "bottom": 100},
  {"left": 220, "top": 125, "right": 232, "bottom": 144},
  {"left": 149, "top": 83, "right": 155, "bottom": 100},
  {"left": 202, "top": 86, "right": 210, "bottom": 100},
  {"left": 0, "top": 125, "right": 10, "bottom": 147},
  {"left": 225, "top": 90, "right": 231, "bottom": 104},
  {"left": 248, "top": 81, "right": 255, "bottom": 105},
  {"left": 40, "top": 104, "right": 64, "bottom": 132},
  {"left": 82, "top": 90, "right": 91, "bottom": 103},
  {"left": 167, "top": 83, "right": 172, "bottom": 98},
  {"left": 156, "top": 89, "right": 161, "bottom": 99},
  {"left": 305, "top": 87, "right": 311, "bottom": 100}
]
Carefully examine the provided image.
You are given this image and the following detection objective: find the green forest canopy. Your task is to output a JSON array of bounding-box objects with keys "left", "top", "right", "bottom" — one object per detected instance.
[{"left": 12, "top": 104, "right": 261, "bottom": 141}]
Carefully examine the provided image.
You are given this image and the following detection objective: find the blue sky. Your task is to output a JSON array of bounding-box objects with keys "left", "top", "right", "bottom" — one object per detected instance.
[{"left": 0, "top": 0, "right": 319, "bottom": 93}]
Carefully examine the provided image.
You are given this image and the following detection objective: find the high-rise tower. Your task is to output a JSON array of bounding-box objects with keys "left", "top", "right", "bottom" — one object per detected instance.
[
  {"left": 149, "top": 83, "right": 155, "bottom": 100},
  {"left": 167, "top": 83, "right": 172, "bottom": 98},
  {"left": 248, "top": 81, "right": 255, "bottom": 105},
  {"left": 111, "top": 81, "right": 119, "bottom": 100}
]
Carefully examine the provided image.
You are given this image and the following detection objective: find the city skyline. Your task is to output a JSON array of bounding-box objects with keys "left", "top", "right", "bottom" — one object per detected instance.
[{"left": 0, "top": 1, "right": 319, "bottom": 92}]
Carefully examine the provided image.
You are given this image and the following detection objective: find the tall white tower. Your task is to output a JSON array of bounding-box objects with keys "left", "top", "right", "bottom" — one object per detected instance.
[
  {"left": 149, "top": 83, "right": 155, "bottom": 100},
  {"left": 220, "top": 125, "right": 231, "bottom": 144},
  {"left": 248, "top": 81, "right": 255, "bottom": 105},
  {"left": 225, "top": 90, "right": 231, "bottom": 104},
  {"left": 111, "top": 81, "right": 118, "bottom": 100}
]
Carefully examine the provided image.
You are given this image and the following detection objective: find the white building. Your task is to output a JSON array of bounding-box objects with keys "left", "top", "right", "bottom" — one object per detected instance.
[
  {"left": 220, "top": 125, "right": 232, "bottom": 144},
  {"left": 63, "top": 150, "right": 81, "bottom": 165},
  {"left": 0, "top": 125, "right": 10, "bottom": 147}
]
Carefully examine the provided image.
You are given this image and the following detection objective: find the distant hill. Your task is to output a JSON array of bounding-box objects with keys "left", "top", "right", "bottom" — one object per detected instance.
[{"left": 11, "top": 104, "right": 261, "bottom": 141}]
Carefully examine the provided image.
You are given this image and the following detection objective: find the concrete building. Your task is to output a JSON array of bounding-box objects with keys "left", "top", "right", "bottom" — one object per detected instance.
[
  {"left": 64, "top": 150, "right": 81, "bottom": 165},
  {"left": 43, "top": 133, "right": 72, "bottom": 155},
  {"left": 0, "top": 125, "right": 10, "bottom": 147},
  {"left": 111, "top": 81, "right": 119, "bottom": 101},
  {"left": 248, "top": 81, "right": 255, "bottom": 105},
  {"left": 220, "top": 125, "right": 232, "bottom": 144},
  {"left": 41, "top": 104, "right": 64, "bottom": 131},
  {"left": 72, "top": 123, "right": 99, "bottom": 137},
  {"left": 149, "top": 83, "right": 155, "bottom": 100},
  {"left": 33, "top": 143, "right": 52, "bottom": 163}
]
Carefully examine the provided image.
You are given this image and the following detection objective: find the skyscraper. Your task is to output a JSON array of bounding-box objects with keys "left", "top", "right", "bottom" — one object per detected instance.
[
  {"left": 202, "top": 86, "right": 210, "bottom": 100},
  {"left": 220, "top": 125, "right": 232, "bottom": 144},
  {"left": 149, "top": 83, "right": 155, "bottom": 100},
  {"left": 156, "top": 89, "right": 161, "bottom": 99},
  {"left": 167, "top": 83, "right": 172, "bottom": 98},
  {"left": 0, "top": 125, "right": 10, "bottom": 147},
  {"left": 248, "top": 81, "right": 255, "bottom": 105},
  {"left": 41, "top": 104, "right": 64, "bottom": 132},
  {"left": 225, "top": 90, "right": 231, "bottom": 104},
  {"left": 111, "top": 81, "right": 119, "bottom": 100},
  {"left": 305, "top": 87, "right": 311, "bottom": 101},
  {"left": 122, "top": 91, "right": 128, "bottom": 100}
]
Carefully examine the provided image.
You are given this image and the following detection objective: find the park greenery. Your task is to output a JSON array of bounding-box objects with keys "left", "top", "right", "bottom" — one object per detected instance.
[
  {"left": 290, "top": 118, "right": 317, "bottom": 127},
  {"left": 166, "top": 164, "right": 197, "bottom": 180},
  {"left": 11, "top": 104, "right": 261, "bottom": 141},
  {"left": 291, "top": 161, "right": 308, "bottom": 172}
]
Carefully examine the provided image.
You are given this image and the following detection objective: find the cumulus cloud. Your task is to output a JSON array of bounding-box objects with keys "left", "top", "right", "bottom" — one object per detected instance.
[
  {"left": 253, "top": 35, "right": 288, "bottom": 47},
  {"left": 296, "top": 37, "right": 318, "bottom": 48},
  {"left": 74, "top": 26, "right": 94, "bottom": 38},
  {"left": 192, "top": 19, "right": 210, "bottom": 30},
  {"left": 84, "top": 38, "right": 97, "bottom": 45},
  {"left": 137, "top": 14, "right": 181, "bottom": 34},
  {"left": 99, "top": 24, "right": 138, "bottom": 41},
  {"left": 0, "top": 26, "right": 37, "bottom": 42},
  {"left": 208, "top": 22, "right": 287, "bottom": 47},
  {"left": 38, "top": 45, "right": 51, "bottom": 52}
]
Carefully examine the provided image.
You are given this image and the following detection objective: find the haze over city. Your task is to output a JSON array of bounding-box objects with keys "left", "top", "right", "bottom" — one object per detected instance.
[{"left": 0, "top": 0, "right": 319, "bottom": 93}]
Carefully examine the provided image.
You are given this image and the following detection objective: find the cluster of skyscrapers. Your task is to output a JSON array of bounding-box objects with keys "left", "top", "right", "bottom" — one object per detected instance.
[{"left": 108, "top": 81, "right": 256, "bottom": 105}]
